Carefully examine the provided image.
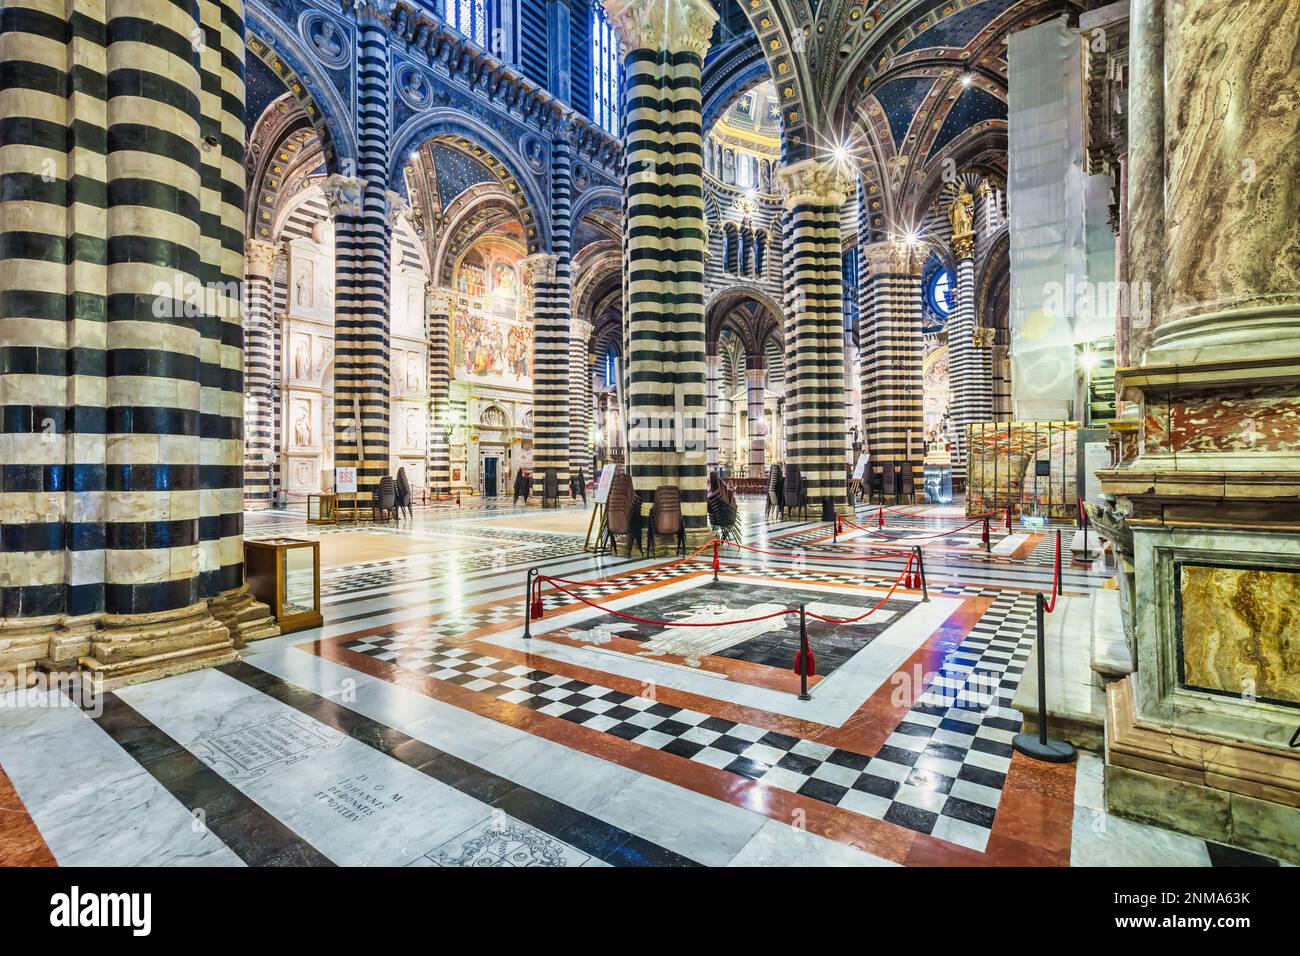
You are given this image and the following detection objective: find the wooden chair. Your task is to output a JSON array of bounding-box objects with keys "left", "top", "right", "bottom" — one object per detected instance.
[
  {"left": 868, "top": 468, "right": 883, "bottom": 502},
  {"left": 647, "top": 485, "right": 685, "bottom": 557},
  {"left": 603, "top": 473, "right": 642, "bottom": 556}
]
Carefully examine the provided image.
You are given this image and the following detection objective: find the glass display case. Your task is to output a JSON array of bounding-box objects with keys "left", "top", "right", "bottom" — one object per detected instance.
[
  {"left": 243, "top": 538, "right": 323, "bottom": 634},
  {"left": 306, "top": 493, "right": 336, "bottom": 525}
]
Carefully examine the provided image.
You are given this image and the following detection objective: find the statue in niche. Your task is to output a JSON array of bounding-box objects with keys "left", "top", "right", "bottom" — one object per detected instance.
[
  {"left": 406, "top": 355, "right": 420, "bottom": 391},
  {"left": 295, "top": 269, "right": 312, "bottom": 307},
  {"left": 312, "top": 20, "right": 343, "bottom": 61},
  {"left": 293, "top": 404, "right": 312, "bottom": 447},
  {"left": 949, "top": 186, "right": 975, "bottom": 238},
  {"left": 293, "top": 340, "right": 310, "bottom": 380}
]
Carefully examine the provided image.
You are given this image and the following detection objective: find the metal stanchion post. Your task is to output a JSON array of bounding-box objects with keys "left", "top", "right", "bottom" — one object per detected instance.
[
  {"left": 912, "top": 546, "right": 929, "bottom": 602},
  {"left": 1012, "top": 593, "right": 1077, "bottom": 763},
  {"left": 523, "top": 568, "right": 537, "bottom": 639},
  {"left": 797, "top": 604, "right": 811, "bottom": 701},
  {"left": 712, "top": 539, "right": 720, "bottom": 583},
  {"left": 982, "top": 516, "right": 991, "bottom": 551}
]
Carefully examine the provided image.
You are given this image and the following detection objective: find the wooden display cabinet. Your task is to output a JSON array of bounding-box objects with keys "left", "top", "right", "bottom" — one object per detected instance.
[{"left": 243, "top": 538, "right": 323, "bottom": 634}]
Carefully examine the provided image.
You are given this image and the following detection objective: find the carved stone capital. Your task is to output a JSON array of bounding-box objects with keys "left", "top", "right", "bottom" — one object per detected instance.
[
  {"left": 601, "top": 0, "right": 718, "bottom": 59},
  {"left": 244, "top": 239, "right": 278, "bottom": 276},
  {"left": 863, "top": 239, "right": 925, "bottom": 276},
  {"left": 952, "top": 232, "right": 976, "bottom": 260},
  {"left": 777, "top": 158, "right": 851, "bottom": 211},
  {"left": 386, "top": 189, "right": 411, "bottom": 227},
  {"left": 425, "top": 285, "right": 456, "bottom": 315},
  {"left": 972, "top": 325, "right": 996, "bottom": 348},
  {"left": 320, "top": 174, "right": 365, "bottom": 220},
  {"left": 521, "top": 252, "right": 559, "bottom": 288}
]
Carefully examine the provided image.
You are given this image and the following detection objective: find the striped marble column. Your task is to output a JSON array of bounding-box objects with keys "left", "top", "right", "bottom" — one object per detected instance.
[
  {"left": 523, "top": 253, "right": 570, "bottom": 499},
  {"left": 706, "top": 350, "right": 720, "bottom": 471},
  {"left": 569, "top": 317, "right": 593, "bottom": 481},
  {"left": 778, "top": 159, "right": 852, "bottom": 514},
  {"left": 947, "top": 233, "right": 978, "bottom": 480},
  {"left": 863, "top": 240, "right": 926, "bottom": 486},
  {"left": 328, "top": 7, "right": 391, "bottom": 498},
  {"left": 243, "top": 240, "right": 277, "bottom": 510},
  {"left": 746, "top": 358, "right": 766, "bottom": 476},
  {"left": 426, "top": 286, "right": 455, "bottom": 496},
  {"left": 856, "top": 184, "right": 877, "bottom": 457},
  {"left": 0, "top": 0, "right": 278, "bottom": 688},
  {"left": 605, "top": 0, "right": 718, "bottom": 541}
]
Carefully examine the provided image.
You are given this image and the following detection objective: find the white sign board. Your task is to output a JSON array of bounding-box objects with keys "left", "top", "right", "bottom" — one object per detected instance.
[
  {"left": 1083, "top": 442, "right": 1110, "bottom": 502},
  {"left": 593, "top": 464, "right": 616, "bottom": 504},
  {"left": 852, "top": 453, "right": 870, "bottom": 480},
  {"left": 335, "top": 466, "right": 357, "bottom": 494}
]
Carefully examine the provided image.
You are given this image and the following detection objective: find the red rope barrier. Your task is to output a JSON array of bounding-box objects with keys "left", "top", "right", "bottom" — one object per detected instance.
[
  {"left": 535, "top": 552, "right": 915, "bottom": 630},
  {"left": 1044, "top": 531, "right": 1062, "bottom": 613},
  {"left": 841, "top": 515, "right": 991, "bottom": 541}
]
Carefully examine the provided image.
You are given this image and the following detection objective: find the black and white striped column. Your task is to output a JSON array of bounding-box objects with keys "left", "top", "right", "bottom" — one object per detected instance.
[
  {"left": 426, "top": 286, "right": 454, "bottom": 496},
  {"left": 947, "top": 233, "right": 982, "bottom": 480},
  {"left": 523, "top": 253, "right": 570, "bottom": 498},
  {"left": 328, "top": 6, "right": 391, "bottom": 498},
  {"left": 862, "top": 240, "right": 926, "bottom": 487},
  {"left": 746, "top": 357, "right": 766, "bottom": 476},
  {"left": 569, "top": 317, "right": 593, "bottom": 481},
  {"left": 243, "top": 240, "right": 277, "bottom": 509},
  {"left": 605, "top": 0, "right": 718, "bottom": 540},
  {"left": 778, "top": 159, "right": 852, "bottom": 513},
  {"left": 706, "top": 349, "right": 720, "bottom": 471},
  {"left": 0, "top": 0, "right": 278, "bottom": 687}
]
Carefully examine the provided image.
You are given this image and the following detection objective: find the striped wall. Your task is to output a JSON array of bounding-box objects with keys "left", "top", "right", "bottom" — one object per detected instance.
[
  {"left": 328, "top": 11, "right": 391, "bottom": 497},
  {"left": 607, "top": 0, "right": 718, "bottom": 538},
  {"left": 778, "top": 159, "right": 851, "bottom": 512},
  {"left": 243, "top": 240, "right": 277, "bottom": 508},
  {"left": 426, "top": 287, "right": 453, "bottom": 495},
  {"left": 0, "top": 0, "right": 279, "bottom": 686},
  {"left": 862, "top": 240, "right": 926, "bottom": 484}
]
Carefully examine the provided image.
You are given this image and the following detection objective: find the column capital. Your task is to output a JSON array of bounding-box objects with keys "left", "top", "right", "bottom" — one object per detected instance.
[
  {"left": 244, "top": 239, "right": 278, "bottom": 276},
  {"left": 863, "top": 239, "right": 925, "bottom": 276},
  {"left": 602, "top": 0, "right": 719, "bottom": 59},
  {"left": 777, "top": 158, "right": 851, "bottom": 211},
  {"left": 521, "top": 252, "right": 559, "bottom": 287},
  {"left": 425, "top": 285, "right": 456, "bottom": 315},
  {"left": 952, "top": 233, "right": 975, "bottom": 260},
  {"left": 387, "top": 189, "right": 411, "bottom": 227},
  {"left": 321, "top": 174, "right": 365, "bottom": 219}
]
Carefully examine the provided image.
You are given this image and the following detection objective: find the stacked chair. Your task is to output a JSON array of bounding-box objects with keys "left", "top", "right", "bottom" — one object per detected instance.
[
  {"left": 646, "top": 485, "right": 685, "bottom": 557},
  {"left": 372, "top": 476, "right": 399, "bottom": 523},
  {"left": 603, "top": 472, "right": 643, "bottom": 556},
  {"left": 782, "top": 464, "right": 808, "bottom": 520},
  {"left": 765, "top": 463, "right": 784, "bottom": 519}
]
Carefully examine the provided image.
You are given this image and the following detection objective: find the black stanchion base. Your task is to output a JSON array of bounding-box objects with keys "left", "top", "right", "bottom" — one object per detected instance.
[
  {"left": 1012, "top": 732, "right": 1077, "bottom": 763},
  {"left": 798, "top": 693, "right": 811, "bottom": 701}
]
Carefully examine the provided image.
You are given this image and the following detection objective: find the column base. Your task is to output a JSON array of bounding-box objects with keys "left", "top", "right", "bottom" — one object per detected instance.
[
  {"left": 209, "top": 585, "right": 280, "bottom": 648},
  {"left": 81, "top": 603, "right": 237, "bottom": 693},
  {"left": 1106, "top": 677, "right": 1300, "bottom": 864},
  {"left": 0, "top": 615, "right": 58, "bottom": 689}
]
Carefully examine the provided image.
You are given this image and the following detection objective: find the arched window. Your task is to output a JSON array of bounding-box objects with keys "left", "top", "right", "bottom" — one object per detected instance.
[
  {"left": 736, "top": 154, "right": 755, "bottom": 190},
  {"left": 723, "top": 224, "right": 739, "bottom": 273},
  {"left": 446, "top": 0, "right": 487, "bottom": 48},
  {"left": 591, "top": 5, "right": 621, "bottom": 135},
  {"left": 754, "top": 231, "right": 767, "bottom": 277}
]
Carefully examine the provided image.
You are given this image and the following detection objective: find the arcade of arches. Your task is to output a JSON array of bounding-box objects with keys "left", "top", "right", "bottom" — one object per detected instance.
[{"left": 1, "top": 0, "right": 1297, "bottom": 870}]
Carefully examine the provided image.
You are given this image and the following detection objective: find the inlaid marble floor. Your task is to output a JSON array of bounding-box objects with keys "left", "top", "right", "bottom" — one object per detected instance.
[{"left": 0, "top": 499, "right": 1287, "bottom": 867}]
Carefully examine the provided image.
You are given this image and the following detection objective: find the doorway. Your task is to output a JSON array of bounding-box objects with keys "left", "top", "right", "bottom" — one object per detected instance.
[{"left": 483, "top": 456, "right": 499, "bottom": 497}]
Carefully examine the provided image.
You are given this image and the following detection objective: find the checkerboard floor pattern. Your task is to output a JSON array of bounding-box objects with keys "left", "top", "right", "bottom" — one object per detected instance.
[{"left": 341, "top": 587, "right": 1037, "bottom": 853}]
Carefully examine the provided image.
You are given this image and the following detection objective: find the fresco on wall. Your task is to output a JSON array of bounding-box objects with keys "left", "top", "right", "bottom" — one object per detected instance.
[
  {"left": 966, "top": 420, "right": 1079, "bottom": 519},
  {"left": 452, "top": 301, "right": 532, "bottom": 387}
]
